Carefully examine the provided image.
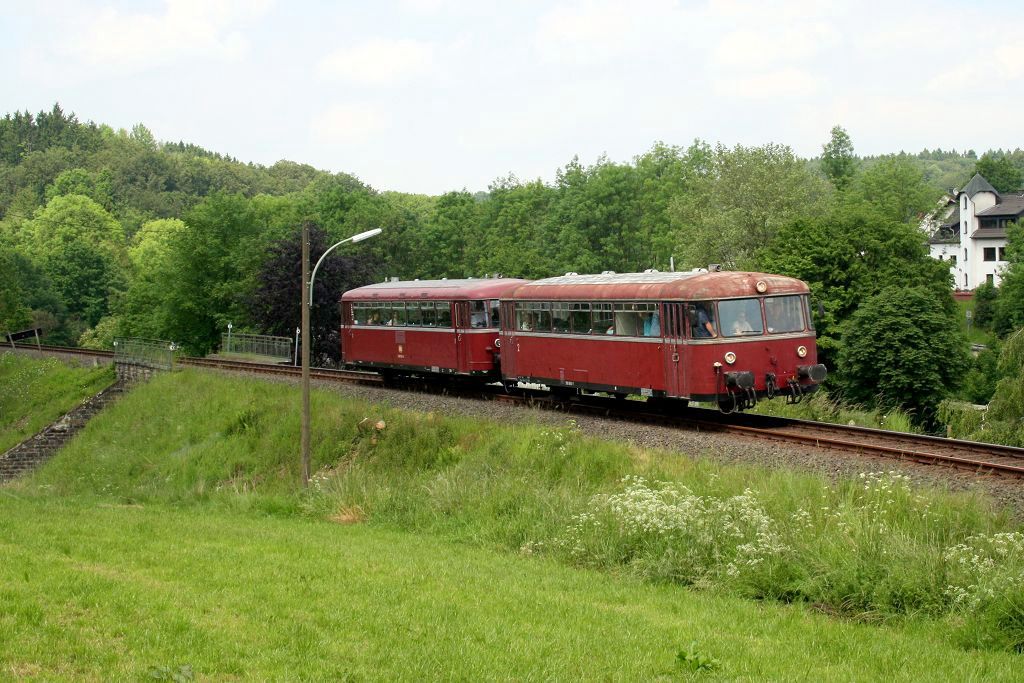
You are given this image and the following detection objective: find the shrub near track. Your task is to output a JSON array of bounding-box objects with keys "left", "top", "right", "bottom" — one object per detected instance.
[{"left": 16, "top": 368, "right": 1024, "bottom": 653}]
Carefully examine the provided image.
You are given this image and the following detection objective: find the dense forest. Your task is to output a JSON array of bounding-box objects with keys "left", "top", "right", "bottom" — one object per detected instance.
[{"left": 3, "top": 106, "right": 1024, "bottom": 438}]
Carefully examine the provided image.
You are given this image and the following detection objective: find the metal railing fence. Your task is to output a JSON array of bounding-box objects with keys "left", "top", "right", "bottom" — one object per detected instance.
[
  {"left": 113, "top": 337, "right": 177, "bottom": 370},
  {"left": 221, "top": 332, "right": 292, "bottom": 360}
]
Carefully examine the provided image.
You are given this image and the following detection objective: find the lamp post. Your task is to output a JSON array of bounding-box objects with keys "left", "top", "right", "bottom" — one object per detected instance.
[{"left": 301, "top": 224, "right": 382, "bottom": 486}]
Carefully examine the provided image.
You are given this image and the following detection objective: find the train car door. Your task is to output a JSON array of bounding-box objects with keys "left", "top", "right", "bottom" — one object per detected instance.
[
  {"left": 662, "top": 302, "right": 686, "bottom": 397},
  {"left": 454, "top": 300, "right": 471, "bottom": 373},
  {"left": 498, "top": 300, "right": 517, "bottom": 378}
]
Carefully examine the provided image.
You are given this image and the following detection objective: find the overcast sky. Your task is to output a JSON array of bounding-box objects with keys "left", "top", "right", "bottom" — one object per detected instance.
[{"left": 2, "top": 0, "right": 1021, "bottom": 195}]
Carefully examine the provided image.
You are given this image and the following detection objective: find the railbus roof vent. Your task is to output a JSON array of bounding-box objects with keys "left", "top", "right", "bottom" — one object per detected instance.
[{"left": 601, "top": 270, "right": 616, "bottom": 275}]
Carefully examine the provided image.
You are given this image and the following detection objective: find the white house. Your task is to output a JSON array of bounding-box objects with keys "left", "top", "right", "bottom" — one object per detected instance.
[{"left": 927, "top": 173, "right": 1023, "bottom": 290}]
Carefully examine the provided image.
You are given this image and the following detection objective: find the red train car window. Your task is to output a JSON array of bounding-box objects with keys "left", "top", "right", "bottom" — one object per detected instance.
[{"left": 764, "top": 295, "right": 805, "bottom": 334}]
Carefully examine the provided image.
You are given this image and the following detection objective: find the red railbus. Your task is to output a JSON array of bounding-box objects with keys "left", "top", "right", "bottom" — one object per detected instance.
[
  {"left": 340, "top": 278, "right": 528, "bottom": 378},
  {"left": 341, "top": 271, "right": 826, "bottom": 411},
  {"left": 499, "top": 271, "right": 825, "bottom": 408}
]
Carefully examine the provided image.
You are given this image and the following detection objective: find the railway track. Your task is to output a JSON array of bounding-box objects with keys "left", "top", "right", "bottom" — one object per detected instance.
[{"left": 10, "top": 343, "right": 1023, "bottom": 479}]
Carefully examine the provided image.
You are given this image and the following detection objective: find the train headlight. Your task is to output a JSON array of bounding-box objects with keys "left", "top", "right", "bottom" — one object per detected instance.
[
  {"left": 796, "top": 345, "right": 808, "bottom": 358},
  {"left": 755, "top": 280, "right": 768, "bottom": 293},
  {"left": 724, "top": 351, "right": 737, "bottom": 365}
]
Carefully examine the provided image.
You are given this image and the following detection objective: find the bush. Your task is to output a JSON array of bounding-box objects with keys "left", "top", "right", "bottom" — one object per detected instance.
[{"left": 838, "top": 286, "right": 969, "bottom": 427}]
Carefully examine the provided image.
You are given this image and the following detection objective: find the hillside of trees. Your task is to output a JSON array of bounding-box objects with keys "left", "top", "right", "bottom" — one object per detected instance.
[{"left": 3, "top": 105, "right": 1024, "bottom": 434}]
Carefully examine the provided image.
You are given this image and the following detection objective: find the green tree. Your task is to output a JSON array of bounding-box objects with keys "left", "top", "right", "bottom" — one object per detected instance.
[
  {"left": 25, "top": 194, "right": 127, "bottom": 328},
  {"left": 993, "top": 220, "right": 1024, "bottom": 335},
  {"left": 756, "top": 199, "right": 953, "bottom": 368},
  {"left": 418, "top": 191, "right": 474, "bottom": 278},
  {"left": 113, "top": 218, "right": 190, "bottom": 339},
  {"left": 971, "top": 281, "right": 998, "bottom": 329},
  {"left": 0, "top": 245, "right": 32, "bottom": 332},
  {"left": 45, "top": 168, "right": 114, "bottom": 210},
  {"left": 473, "top": 176, "right": 557, "bottom": 279},
  {"left": 839, "top": 285, "right": 969, "bottom": 427},
  {"left": 959, "top": 345, "right": 1001, "bottom": 405},
  {"left": 162, "top": 194, "right": 258, "bottom": 353},
  {"left": 974, "top": 153, "right": 1023, "bottom": 193},
  {"left": 821, "top": 125, "right": 856, "bottom": 190},
  {"left": 669, "top": 142, "right": 830, "bottom": 269},
  {"left": 983, "top": 329, "right": 1024, "bottom": 444},
  {"left": 849, "top": 155, "right": 937, "bottom": 224}
]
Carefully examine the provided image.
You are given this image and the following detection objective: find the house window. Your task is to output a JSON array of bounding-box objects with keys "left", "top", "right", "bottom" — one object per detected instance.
[
  {"left": 987, "top": 274, "right": 995, "bottom": 285},
  {"left": 999, "top": 247, "right": 1007, "bottom": 261},
  {"left": 950, "top": 255, "right": 957, "bottom": 267},
  {"left": 964, "top": 248, "right": 968, "bottom": 260},
  {"left": 984, "top": 247, "right": 997, "bottom": 261}
]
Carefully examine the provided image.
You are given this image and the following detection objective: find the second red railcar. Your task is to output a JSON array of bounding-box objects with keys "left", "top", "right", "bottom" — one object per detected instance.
[
  {"left": 341, "top": 278, "right": 528, "bottom": 378},
  {"left": 500, "top": 271, "right": 825, "bottom": 407}
]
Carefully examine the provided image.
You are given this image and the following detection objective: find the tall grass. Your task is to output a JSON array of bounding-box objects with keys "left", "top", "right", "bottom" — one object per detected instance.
[
  {"left": 751, "top": 389, "right": 918, "bottom": 433},
  {"left": 18, "top": 369, "right": 1024, "bottom": 652}
]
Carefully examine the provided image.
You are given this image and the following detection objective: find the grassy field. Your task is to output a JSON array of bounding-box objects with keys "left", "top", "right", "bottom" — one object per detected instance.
[
  {"left": 0, "top": 352, "right": 115, "bottom": 453},
  {"left": 1, "top": 495, "right": 1021, "bottom": 681},
  {"left": 3, "top": 361, "right": 1024, "bottom": 676}
]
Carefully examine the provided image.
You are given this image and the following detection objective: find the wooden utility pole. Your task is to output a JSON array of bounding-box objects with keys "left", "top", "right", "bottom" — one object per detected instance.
[{"left": 301, "top": 221, "right": 311, "bottom": 486}]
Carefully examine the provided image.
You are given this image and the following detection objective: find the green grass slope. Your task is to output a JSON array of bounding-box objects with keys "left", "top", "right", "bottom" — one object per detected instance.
[
  {"left": 0, "top": 352, "right": 115, "bottom": 453},
  {"left": 4, "top": 367, "right": 1023, "bottom": 673},
  {"left": 1, "top": 497, "right": 1020, "bottom": 681}
]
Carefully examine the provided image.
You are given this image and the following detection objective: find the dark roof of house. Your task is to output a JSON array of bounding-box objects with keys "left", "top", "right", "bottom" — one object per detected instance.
[
  {"left": 962, "top": 173, "right": 998, "bottom": 197},
  {"left": 977, "top": 194, "right": 1024, "bottom": 218},
  {"left": 970, "top": 227, "right": 1008, "bottom": 239},
  {"left": 940, "top": 205, "right": 961, "bottom": 228}
]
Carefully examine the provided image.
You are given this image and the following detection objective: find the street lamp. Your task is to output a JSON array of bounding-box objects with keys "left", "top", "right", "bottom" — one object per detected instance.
[
  {"left": 301, "top": 224, "right": 382, "bottom": 486},
  {"left": 309, "top": 228, "right": 382, "bottom": 306}
]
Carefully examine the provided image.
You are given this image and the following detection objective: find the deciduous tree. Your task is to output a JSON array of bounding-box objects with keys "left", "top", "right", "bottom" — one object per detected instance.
[
  {"left": 839, "top": 285, "right": 968, "bottom": 427},
  {"left": 821, "top": 125, "right": 856, "bottom": 190},
  {"left": 669, "top": 142, "right": 830, "bottom": 269},
  {"left": 974, "top": 153, "right": 1023, "bottom": 193}
]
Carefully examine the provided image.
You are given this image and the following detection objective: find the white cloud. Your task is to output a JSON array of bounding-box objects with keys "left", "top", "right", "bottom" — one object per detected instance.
[
  {"left": 713, "top": 23, "right": 837, "bottom": 69},
  {"left": 317, "top": 39, "right": 436, "bottom": 85},
  {"left": 534, "top": 0, "right": 693, "bottom": 65},
  {"left": 928, "top": 41, "right": 1024, "bottom": 92},
  {"left": 310, "top": 103, "right": 389, "bottom": 145},
  {"left": 69, "top": 0, "right": 271, "bottom": 69},
  {"left": 714, "top": 68, "right": 819, "bottom": 99}
]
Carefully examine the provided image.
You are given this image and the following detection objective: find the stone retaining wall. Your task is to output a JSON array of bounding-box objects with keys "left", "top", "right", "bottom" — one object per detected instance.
[{"left": 0, "top": 381, "right": 125, "bottom": 482}]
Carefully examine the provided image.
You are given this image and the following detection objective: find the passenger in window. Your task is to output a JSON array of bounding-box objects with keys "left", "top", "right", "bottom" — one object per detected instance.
[
  {"left": 471, "top": 310, "right": 488, "bottom": 328},
  {"left": 731, "top": 310, "right": 755, "bottom": 335},
  {"left": 386, "top": 312, "right": 399, "bottom": 326},
  {"left": 368, "top": 311, "right": 382, "bottom": 325},
  {"left": 520, "top": 313, "right": 535, "bottom": 331},
  {"left": 643, "top": 312, "right": 660, "bottom": 336},
  {"left": 690, "top": 304, "right": 715, "bottom": 338}
]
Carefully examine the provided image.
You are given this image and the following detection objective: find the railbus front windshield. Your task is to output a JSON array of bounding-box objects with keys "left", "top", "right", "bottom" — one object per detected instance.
[
  {"left": 718, "top": 298, "right": 765, "bottom": 337},
  {"left": 764, "top": 295, "right": 805, "bottom": 334}
]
